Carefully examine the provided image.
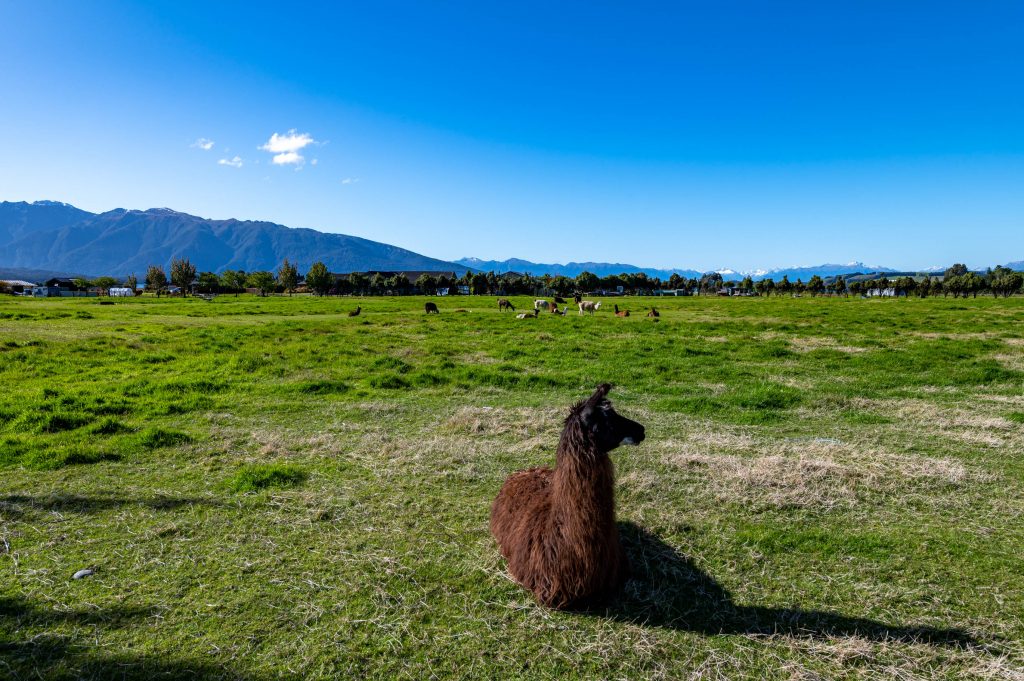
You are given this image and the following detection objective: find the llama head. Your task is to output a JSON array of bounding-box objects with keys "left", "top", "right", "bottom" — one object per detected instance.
[{"left": 564, "top": 384, "right": 645, "bottom": 454}]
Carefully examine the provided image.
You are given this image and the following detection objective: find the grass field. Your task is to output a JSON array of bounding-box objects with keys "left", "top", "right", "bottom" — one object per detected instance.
[{"left": 1, "top": 294, "right": 1023, "bottom": 680}]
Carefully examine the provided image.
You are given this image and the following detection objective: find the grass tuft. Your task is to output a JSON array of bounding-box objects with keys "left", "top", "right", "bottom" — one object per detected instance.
[{"left": 225, "top": 463, "right": 307, "bottom": 492}]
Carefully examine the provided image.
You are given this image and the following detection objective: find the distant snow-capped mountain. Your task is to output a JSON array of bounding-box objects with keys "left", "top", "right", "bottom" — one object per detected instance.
[{"left": 456, "top": 258, "right": 907, "bottom": 281}]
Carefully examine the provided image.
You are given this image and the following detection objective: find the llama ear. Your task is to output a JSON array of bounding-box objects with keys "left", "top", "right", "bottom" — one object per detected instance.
[{"left": 587, "top": 383, "right": 612, "bottom": 405}]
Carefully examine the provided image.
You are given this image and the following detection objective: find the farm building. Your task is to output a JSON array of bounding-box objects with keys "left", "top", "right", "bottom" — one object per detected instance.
[
  {"left": 32, "top": 278, "right": 96, "bottom": 297},
  {"left": 1, "top": 279, "right": 36, "bottom": 294}
]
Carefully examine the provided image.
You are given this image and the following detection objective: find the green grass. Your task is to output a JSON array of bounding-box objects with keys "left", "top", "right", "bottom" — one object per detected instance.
[
  {"left": 225, "top": 463, "right": 308, "bottom": 493},
  {"left": 1, "top": 293, "right": 1023, "bottom": 679}
]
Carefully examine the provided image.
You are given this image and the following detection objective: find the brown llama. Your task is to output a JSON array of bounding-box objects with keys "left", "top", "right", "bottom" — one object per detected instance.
[
  {"left": 490, "top": 384, "right": 645, "bottom": 609},
  {"left": 498, "top": 298, "right": 515, "bottom": 312},
  {"left": 646, "top": 307, "right": 659, "bottom": 317},
  {"left": 614, "top": 304, "right": 629, "bottom": 317},
  {"left": 348, "top": 306, "right": 361, "bottom": 317},
  {"left": 424, "top": 302, "right": 439, "bottom": 314}
]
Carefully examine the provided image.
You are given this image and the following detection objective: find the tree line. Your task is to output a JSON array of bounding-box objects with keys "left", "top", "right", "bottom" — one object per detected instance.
[{"left": 52, "top": 260, "right": 1023, "bottom": 300}]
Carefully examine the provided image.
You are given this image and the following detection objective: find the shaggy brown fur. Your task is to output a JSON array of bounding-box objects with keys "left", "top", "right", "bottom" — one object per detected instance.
[
  {"left": 490, "top": 384, "right": 645, "bottom": 609},
  {"left": 614, "top": 304, "right": 630, "bottom": 317},
  {"left": 498, "top": 298, "right": 515, "bottom": 311},
  {"left": 646, "top": 307, "right": 659, "bottom": 317},
  {"left": 424, "top": 302, "right": 439, "bottom": 314},
  {"left": 348, "top": 306, "right": 361, "bottom": 317}
]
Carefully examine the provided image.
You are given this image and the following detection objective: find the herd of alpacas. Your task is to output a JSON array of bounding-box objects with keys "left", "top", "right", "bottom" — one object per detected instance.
[
  {"left": 491, "top": 384, "right": 646, "bottom": 608},
  {"left": 351, "top": 299, "right": 660, "bottom": 318}
]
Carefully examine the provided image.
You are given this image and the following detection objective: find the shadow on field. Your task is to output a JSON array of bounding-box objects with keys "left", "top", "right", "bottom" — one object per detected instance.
[
  {"left": 0, "top": 596, "right": 269, "bottom": 680},
  {"left": 594, "top": 522, "right": 982, "bottom": 648},
  {"left": 0, "top": 494, "right": 221, "bottom": 519}
]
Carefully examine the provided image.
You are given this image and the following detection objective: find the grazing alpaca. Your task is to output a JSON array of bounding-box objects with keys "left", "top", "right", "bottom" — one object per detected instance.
[
  {"left": 553, "top": 296, "right": 567, "bottom": 304},
  {"left": 534, "top": 299, "right": 550, "bottom": 311},
  {"left": 348, "top": 306, "right": 361, "bottom": 317},
  {"left": 425, "top": 302, "right": 439, "bottom": 314},
  {"left": 614, "top": 304, "right": 630, "bottom": 318},
  {"left": 498, "top": 299, "right": 515, "bottom": 312},
  {"left": 490, "top": 384, "right": 645, "bottom": 609},
  {"left": 515, "top": 309, "right": 539, "bottom": 319},
  {"left": 578, "top": 301, "right": 601, "bottom": 315},
  {"left": 550, "top": 303, "right": 560, "bottom": 314},
  {"left": 646, "top": 307, "right": 659, "bottom": 318}
]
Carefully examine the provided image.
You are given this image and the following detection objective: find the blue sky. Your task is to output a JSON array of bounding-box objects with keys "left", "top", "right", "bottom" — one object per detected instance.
[{"left": 1, "top": 1, "right": 1022, "bottom": 271}]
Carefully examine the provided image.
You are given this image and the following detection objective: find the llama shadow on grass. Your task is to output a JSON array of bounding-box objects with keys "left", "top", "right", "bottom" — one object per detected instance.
[{"left": 590, "top": 522, "right": 982, "bottom": 648}]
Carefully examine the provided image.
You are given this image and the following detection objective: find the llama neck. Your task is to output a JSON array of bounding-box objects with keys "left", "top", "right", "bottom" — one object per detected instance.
[{"left": 552, "top": 440, "right": 616, "bottom": 530}]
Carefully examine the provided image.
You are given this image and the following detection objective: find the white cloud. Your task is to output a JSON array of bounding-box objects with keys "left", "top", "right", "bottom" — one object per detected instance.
[
  {"left": 191, "top": 138, "right": 214, "bottom": 150},
  {"left": 341, "top": 177, "right": 360, "bottom": 184},
  {"left": 261, "top": 131, "right": 314, "bottom": 153},
  {"left": 271, "top": 151, "right": 303, "bottom": 165},
  {"left": 259, "top": 130, "right": 316, "bottom": 166},
  {"left": 218, "top": 156, "right": 243, "bottom": 168},
  {"left": 310, "top": 158, "right": 318, "bottom": 166}
]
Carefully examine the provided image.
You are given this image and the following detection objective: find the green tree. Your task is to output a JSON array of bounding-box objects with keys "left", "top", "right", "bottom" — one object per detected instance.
[
  {"left": 416, "top": 274, "right": 437, "bottom": 295},
  {"left": 550, "top": 275, "right": 573, "bottom": 295},
  {"left": 197, "top": 271, "right": 220, "bottom": 293},
  {"left": 125, "top": 274, "right": 138, "bottom": 292},
  {"left": 369, "top": 273, "right": 387, "bottom": 295},
  {"left": 944, "top": 263, "right": 968, "bottom": 279},
  {"left": 305, "top": 262, "right": 333, "bottom": 296},
  {"left": 777, "top": 275, "right": 792, "bottom": 296},
  {"left": 170, "top": 257, "right": 197, "bottom": 297},
  {"left": 806, "top": 275, "right": 825, "bottom": 296},
  {"left": 247, "top": 271, "right": 276, "bottom": 296},
  {"left": 348, "top": 272, "right": 369, "bottom": 295},
  {"left": 145, "top": 265, "right": 168, "bottom": 293},
  {"left": 471, "top": 273, "right": 489, "bottom": 295},
  {"left": 830, "top": 275, "right": 847, "bottom": 296},
  {"left": 575, "top": 271, "right": 599, "bottom": 293},
  {"left": 699, "top": 272, "right": 723, "bottom": 295},
  {"left": 278, "top": 259, "right": 299, "bottom": 296},
  {"left": 740, "top": 275, "right": 754, "bottom": 292},
  {"left": 93, "top": 276, "right": 119, "bottom": 291},
  {"left": 220, "top": 270, "right": 247, "bottom": 294}
]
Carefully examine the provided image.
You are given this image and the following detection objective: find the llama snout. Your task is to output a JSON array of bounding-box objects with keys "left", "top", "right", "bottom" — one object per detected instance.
[{"left": 620, "top": 425, "right": 645, "bottom": 446}]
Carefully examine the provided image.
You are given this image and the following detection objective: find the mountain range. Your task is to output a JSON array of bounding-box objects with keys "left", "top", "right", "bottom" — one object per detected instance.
[
  {"left": 0, "top": 201, "right": 1019, "bottom": 281},
  {"left": 0, "top": 201, "right": 469, "bottom": 278}
]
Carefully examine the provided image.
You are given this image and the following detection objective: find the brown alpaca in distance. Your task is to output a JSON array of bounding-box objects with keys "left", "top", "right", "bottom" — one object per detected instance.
[
  {"left": 646, "top": 307, "right": 659, "bottom": 317},
  {"left": 614, "top": 304, "right": 629, "bottom": 317},
  {"left": 498, "top": 298, "right": 515, "bottom": 311},
  {"left": 424, "top": 302, "right": 439, "bottom": 314},
  {"left": 490, "top": 384, "right": 645, "bottom": 609},
  {"left": 348, "top": 306, "right": 361, "bottom": 317}
]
